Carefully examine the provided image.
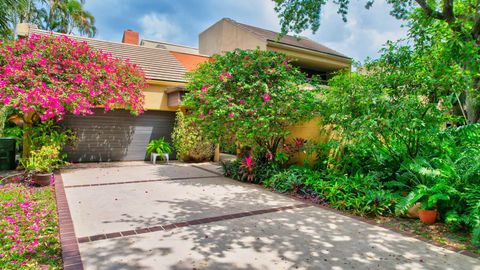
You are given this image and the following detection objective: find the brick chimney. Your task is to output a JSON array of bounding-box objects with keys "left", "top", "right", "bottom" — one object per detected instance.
[{"left": 122, "top": 29, "right": 139, "bottom": 45}]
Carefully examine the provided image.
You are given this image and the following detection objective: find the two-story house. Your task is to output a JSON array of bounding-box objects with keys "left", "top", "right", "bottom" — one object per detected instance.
[{"left": 16, "top": 18, "right": 351, "bottom": 163}]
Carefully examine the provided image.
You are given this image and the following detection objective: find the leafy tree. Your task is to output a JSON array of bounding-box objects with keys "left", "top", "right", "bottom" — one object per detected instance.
[
  {"left": 0, "top": 34, "right": 146, "bottom": 155},
  {"left": 0, "top": 0, "right": 44, "bottom": 39},
  {"left": 320, "top": 41, "right": 460, "bottom": 177},
  {"left": 45, "top": 0, "right": 96, "bottom": 37},
  {"left": 0, "top": 0, "right": 96, "bottom": 40},
  {"left": 273, "top": 0, "right": 480, "bottom": 123},
  {"left": 183, "top": 49, "right": 321, "bottom": 159}
]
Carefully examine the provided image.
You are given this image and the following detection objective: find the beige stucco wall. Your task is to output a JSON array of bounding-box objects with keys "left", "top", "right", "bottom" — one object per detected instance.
[{"left": 199, "top": 19, "right": 266, "bottom": 56}]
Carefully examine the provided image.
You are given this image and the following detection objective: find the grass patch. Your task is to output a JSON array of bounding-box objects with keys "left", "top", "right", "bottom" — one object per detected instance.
[{"left": 0, "top": 184, "right": 61, "bottom": 269}]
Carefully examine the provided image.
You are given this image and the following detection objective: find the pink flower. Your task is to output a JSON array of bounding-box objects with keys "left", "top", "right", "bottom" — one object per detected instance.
[
  {"left": 198, "top": 113, "right": 205, "bottom": 120},
  {"left": 244, "top": 156, "right": 253, "bottom": 169},
  {"left": 228, "top": 112, "right": 234, "bottom": 118},
  {"left": 239, "top": 99, "right": 246, "bottom": 105},
  {"left": 262, "top": 93, "right": 271, "bottom": 102},
  {"left": 265, "top": 151, "right": 273, "bottom": 160}
]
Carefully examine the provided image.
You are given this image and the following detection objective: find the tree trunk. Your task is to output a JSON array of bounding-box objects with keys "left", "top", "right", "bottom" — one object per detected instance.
[
  {"left": 22, "top": 112, "right": 35, "bottom": 158},
  {"left": 466, "top": 90, "right": 480, "bottom": 123},
  {"left": 0, "top": 106, "right": 6, "bottom": 137}
]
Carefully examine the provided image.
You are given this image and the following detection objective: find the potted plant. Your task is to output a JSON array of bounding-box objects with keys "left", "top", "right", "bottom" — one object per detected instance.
[
  {"left": 395, "top": 183, "right": 454, "bottom": 225},
  {"left": 146, "top": 138, "right": 172, "bottom": 163},
  {"left": 21, "top": 146, "right": 60, "bottom": 186}
]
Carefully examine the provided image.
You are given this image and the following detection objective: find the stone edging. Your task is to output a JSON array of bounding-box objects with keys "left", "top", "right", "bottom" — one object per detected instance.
[{"left": 54, "top": 173, "right": 84, "bottom": 270}]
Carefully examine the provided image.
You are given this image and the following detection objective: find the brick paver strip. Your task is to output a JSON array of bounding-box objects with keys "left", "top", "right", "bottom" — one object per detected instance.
[
  {"left": 64, "top": 175, "right": 223, "bottom": 189},
  {"left": 54, "top": 173, "right": 84, "bottom": 270},
  {"left": 191, "top": 165, "right": 223, "bottom": 176},
  {"left": 77, "top": 203, "right": 310, "bottom": 243}
]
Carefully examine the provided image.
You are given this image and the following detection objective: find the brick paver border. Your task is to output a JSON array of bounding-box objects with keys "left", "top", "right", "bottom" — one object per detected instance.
[
  {"left": 64, "top": 175, "right": 223, "bottom": 189},
  {"left": 54, "top": 173, "right": 84, "bottom": 270},
  {"left": 77, "top": 203, "right": 310, "bottom": 243}
]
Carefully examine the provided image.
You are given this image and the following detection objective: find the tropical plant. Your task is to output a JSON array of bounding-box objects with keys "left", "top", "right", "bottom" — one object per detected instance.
[
  {"left": 26, "top": 120, "right": 76, "bottom": 150},
  {"left": 146, "top": 138, "right": 171, "bottom": 155},
  {"left": 172, "top": 111, "right": 212, "bottom": 162},
  {"left": 0, "top": 0, "right": 96, "bottom": 40},
  {"left": 183, "top": 49, "right": 321, "bottom": 160},
  {"left": 463, "top": 187, "right": 480, "bottom": 245},
  {"left": 263, "top": 166, "right": 305, "bottom": 193},
  {"left": 21, "top": 145, "right": 62, "bottom": 173},
  {"left": 45, "top": 0, "right": 96, "bottom": 37}
]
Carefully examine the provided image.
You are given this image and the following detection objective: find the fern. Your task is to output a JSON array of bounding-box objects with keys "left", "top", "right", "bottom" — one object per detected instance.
[{"left": 463, "top": 187, "right": 480, "bottom": 245}]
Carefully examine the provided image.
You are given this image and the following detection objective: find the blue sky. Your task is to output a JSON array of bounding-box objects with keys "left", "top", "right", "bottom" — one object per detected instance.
[{"left": 84, "top": 0, "right": 407, "bottom": 62}]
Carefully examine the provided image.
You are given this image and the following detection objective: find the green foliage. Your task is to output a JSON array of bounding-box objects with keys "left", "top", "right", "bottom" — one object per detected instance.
[
  {"left": 146, "top": 138, "right": 172, "bottom": 155},
  {"left": 463, "top": 187, "right": 480, "bottom": 245},
  {"left": 263, "top": 166, "right": 307, "bottom": 193},
  {"left": 27, "top": 120, "right": 76, "bottom": 151},
  {"left": 172, "top": 111, "right": 212, "bottom": 162},
  {"left": 263, "top": 167, "right": 397, "bottom": 216},
  {"left": 395, "top": 183, "right": 456, "bottom": 213},
  {"left": 183, "top": 49, "right": 321, "bottom": 158},
  {"left": 21, "top": 145, "right": 61, "bottom": 173},
  {"left": 273, "top": 0, "right": 480, "bottom": 123}
]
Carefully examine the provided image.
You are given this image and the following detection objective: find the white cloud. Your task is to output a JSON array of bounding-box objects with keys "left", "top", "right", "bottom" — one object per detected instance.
[
  {"left": 300, "top": 0, "right": 408, "bottom": 61},
  {"left": 138, "top": 13, "right": 185, "bottom": 43}
]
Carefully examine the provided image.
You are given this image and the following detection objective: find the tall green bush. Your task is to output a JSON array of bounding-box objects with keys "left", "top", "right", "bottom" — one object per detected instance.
[{"left": 172, "top": 111, "right": 212, "bottom": 162}]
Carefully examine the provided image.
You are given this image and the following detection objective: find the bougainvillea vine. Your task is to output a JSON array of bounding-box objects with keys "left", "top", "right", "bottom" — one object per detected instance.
[{"left": 0, "top": 34, "right": 146, "bottom": 121}]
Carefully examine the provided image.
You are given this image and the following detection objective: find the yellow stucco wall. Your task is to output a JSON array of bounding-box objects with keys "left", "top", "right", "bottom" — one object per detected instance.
[
  {"left": 143, "top": 80, "right": 185, "bottom": 112},
  {"left": 287, "top": 117, "right": 336, "bottom": 165}
]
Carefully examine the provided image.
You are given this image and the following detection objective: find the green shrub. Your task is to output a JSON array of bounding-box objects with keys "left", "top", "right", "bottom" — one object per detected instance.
[
  {"left": 21, "top": 145, "right": 63, "bottom": 173},
  {"left": 172, "top": 111, "right": 212, "bottom": 162}
]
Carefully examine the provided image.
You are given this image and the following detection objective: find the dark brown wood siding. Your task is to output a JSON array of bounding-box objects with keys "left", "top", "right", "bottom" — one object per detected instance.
[{"left": 61, "top": 109, "right": 175, "bottom": 162}]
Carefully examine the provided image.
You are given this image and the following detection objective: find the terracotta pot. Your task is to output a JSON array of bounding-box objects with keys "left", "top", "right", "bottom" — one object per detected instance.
[
  {"left": 419, "top": 209, "right": 437, "bottom": 225},
  {"left": 33, "top": 173, "right": 53, "bottom": 187}
]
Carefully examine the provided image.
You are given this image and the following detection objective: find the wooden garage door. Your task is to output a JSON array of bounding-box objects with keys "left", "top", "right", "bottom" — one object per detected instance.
[{"left": 61, "top": 109, "right": 176, "bottom": 162}]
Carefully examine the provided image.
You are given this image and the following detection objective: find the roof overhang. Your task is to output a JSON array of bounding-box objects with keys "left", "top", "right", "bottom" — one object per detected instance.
[
  {"left": 266, "top": 41, "right": 352, "bottom": 71},
  {"left": 147, "top": 80, "right": 186, "bottom": 86}
]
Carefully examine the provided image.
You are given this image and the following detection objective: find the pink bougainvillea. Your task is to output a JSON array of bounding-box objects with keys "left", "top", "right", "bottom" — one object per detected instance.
[{"left": 0, "top": 34, "right": 146, "bottom": 120}]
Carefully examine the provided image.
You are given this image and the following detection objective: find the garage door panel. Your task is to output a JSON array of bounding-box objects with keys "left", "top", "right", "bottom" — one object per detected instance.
[{"left": 61, "top": 109, "right": 175, "bottom": 162}]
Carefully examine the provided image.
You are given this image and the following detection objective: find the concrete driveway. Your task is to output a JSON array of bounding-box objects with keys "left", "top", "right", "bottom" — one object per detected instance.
[{"left": 59, "top": 162, "right": 480, "bottom": 270}]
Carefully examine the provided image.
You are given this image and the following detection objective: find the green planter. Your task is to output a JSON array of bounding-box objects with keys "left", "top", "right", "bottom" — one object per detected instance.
[{"left": 0, "top": 138, "right": 16, "bottom": 170}]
